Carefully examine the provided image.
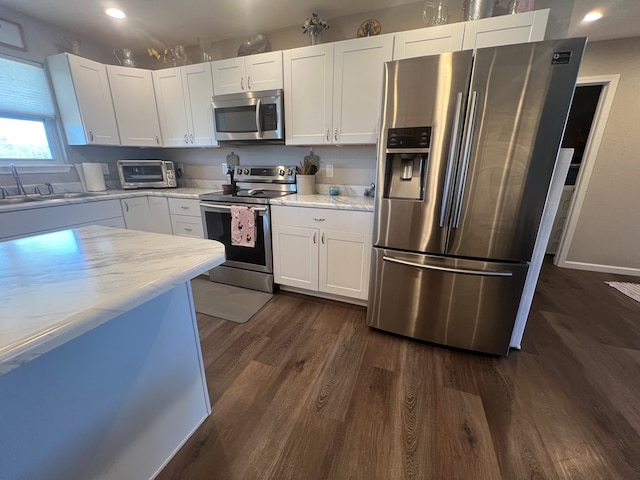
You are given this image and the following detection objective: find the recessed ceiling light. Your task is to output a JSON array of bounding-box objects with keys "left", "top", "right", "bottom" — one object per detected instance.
[
  {"left": 583, "top": 11, "right": 603, "bottom": 22},
  {"left": 105, "top": 8, "right": 126, "bottom": 19}
]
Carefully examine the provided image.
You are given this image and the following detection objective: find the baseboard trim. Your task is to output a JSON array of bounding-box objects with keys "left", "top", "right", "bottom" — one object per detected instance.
[
  {"left": 278, "top": 285, "right": 368, "bottom": 307},
  {"left": 557, "top": 260, "right": 640, "bottom": 277}
]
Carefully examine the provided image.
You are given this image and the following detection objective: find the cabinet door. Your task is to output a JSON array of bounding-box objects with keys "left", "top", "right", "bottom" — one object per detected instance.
[
  {"left": 107, "top": 66, "right": 162, "bottom": 146},
  {"left": 121, "top": 197, "right": 150, "bottom": 231},
  {"left": 245, "top": 51, "right": 283, "bottom": 91},
  {"left": 283, "top": 44, "right": 334, "bottom": 145},
  {"left": 272, "top": 224, "right": 319, "bottom": 290},
  {"left": 393, "top": 23, "right": 465, "bottom": 60},
  {"left": 183, "top": 63, "right": 217, "bottom": 146},
  {"left": 333, "top": 36, "right": 392, "bottom": 145},
  {"left": 63, "top": 55, "right": 120, "bottom": 145},
  {"left": 462, "top": 9, "right": 549, "bottom": 50},
  {"left": 211, "top": 57, "right": 246, "bottom": 95},
  {"left": 153, "top": 67, "right": 190, "bottom": 147},
  {"left": 147, "top": 196, "right": 174, "bottom": 235},
  {"left": 319, "top": 229, "right": 372, "bottom": 300}
]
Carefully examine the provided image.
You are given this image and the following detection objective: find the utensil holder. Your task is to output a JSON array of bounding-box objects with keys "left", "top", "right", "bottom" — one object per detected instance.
[{"left": 296, "top": 175, "right": 316, "bottom": 195}]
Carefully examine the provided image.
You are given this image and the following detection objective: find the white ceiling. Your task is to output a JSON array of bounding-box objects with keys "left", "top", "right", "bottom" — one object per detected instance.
[{"left": 1, "top": 0, "right": 640, "bottom": 52}]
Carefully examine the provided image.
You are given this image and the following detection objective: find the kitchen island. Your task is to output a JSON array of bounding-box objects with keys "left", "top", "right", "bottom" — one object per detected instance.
[{"left": 0, "top": 225, "right": 225, "bottom": 479}]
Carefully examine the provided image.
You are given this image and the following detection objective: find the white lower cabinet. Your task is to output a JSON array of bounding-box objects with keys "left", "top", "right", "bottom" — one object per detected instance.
[
  {"left": 0, "top": 199, "right": 124, "bottom": 241},
  {"left": 271, "top": 206, "right": 373, "bottom": 301},
  {"left": 168, "top": 198, "right": 204, "bottom": 238},
  {"left": 147, "top": 197, "right": 174, "bottom": 234},
  {"left": 121, "top": 196, "right": 173, "bottom": 234}
]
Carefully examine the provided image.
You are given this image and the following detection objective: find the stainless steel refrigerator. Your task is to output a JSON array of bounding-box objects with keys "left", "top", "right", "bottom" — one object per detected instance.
[{"left": 367, "top": 38, "right": 586, "bottom": 355}]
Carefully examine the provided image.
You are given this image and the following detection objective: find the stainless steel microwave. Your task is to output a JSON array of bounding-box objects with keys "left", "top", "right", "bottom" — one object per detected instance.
[
  {"left": 117, "top": 160, "right": 177, "bottom": 189},
  {"left": 211, "top": 89, "right": 284, "bottom": 144}
]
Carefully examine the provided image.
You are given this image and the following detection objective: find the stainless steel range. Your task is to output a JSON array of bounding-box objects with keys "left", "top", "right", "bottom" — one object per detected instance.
[{"left": 199, "top": 165, "right": 296, "bottom": 292}]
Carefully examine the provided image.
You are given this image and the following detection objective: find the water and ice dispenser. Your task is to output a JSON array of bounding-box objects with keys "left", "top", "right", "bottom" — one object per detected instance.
[{"left": 383, "top": 126, "right": 431, "bottom": 201}]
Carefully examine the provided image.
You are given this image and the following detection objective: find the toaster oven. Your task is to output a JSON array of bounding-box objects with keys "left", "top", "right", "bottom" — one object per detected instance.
[{"left": 117, "top": 160, "right": 177, "bottom": 189}]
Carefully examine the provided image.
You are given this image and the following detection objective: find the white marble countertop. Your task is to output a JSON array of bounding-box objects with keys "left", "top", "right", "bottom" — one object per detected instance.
[
  {"left": 0, "top": 188, "right": 216, "bottom": 213},
  {"left": 0, "top": 225, "right": 225, "bottom": 375},
  {"left": 270, "top": 194, "right": 375, "bottom": 212}
]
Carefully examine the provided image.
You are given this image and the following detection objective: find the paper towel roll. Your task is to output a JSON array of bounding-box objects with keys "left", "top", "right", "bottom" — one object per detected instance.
[{"left": 80, "top": 163, "right": 106, "bottom": 192}]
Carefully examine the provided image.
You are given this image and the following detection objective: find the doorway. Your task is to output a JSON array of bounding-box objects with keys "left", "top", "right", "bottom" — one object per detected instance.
[{"left": 553, "top": 74, "right": 620, "bottom": 268}]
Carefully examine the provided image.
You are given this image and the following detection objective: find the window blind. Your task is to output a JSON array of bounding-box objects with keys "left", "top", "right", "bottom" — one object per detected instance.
[{"left": 0, "top": 57, "right": 55, "bottom": 117}]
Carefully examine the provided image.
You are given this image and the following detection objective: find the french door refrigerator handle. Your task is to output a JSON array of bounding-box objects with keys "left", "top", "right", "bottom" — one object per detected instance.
[
  {"left": 440, "top": 91, "right": 465, "bottom": 228},
  {"left": 255, "top": 99, "right": 263, "bottom": 137},
  {"left": 382, "top": 255, "right": 513, "bottom": 277},
  {"left": 452, "top": 90, "right": 479, "bottom": 228}
]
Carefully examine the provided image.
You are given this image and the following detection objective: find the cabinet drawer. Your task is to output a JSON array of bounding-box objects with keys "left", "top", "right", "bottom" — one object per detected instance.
[
  {"left": 171, "top": 215, "right": 204, "bottom": 238},
  {"left": 168, "top": 197, "right": 201, "bottom": 217},
  {"left": 271, "top": 206, "right": 373, "bottom": 233}
]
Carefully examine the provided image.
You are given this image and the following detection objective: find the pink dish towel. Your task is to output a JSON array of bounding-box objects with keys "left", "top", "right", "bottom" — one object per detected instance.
[{"left": 230, "top": 205, "right": 256, "bottom": 248}]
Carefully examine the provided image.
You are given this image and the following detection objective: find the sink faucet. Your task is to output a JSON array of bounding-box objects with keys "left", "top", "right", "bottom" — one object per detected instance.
[{"left": 9, "top": 163, "right": 26, "bottom": 196}]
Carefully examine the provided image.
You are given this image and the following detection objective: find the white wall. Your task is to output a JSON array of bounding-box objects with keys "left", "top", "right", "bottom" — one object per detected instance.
[{"left": 563, "top": 37, "right": 640, "bottom": 273}]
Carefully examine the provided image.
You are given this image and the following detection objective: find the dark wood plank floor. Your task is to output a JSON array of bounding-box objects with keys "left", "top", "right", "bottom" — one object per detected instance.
[{"left": 158, "top": 259, "right": 640, "bottom": 480}]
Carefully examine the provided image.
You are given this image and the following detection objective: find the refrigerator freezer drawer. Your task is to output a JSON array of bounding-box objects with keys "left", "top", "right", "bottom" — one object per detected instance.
[{"left": 366, "top": 248, "right": 528, "bottom": 355}]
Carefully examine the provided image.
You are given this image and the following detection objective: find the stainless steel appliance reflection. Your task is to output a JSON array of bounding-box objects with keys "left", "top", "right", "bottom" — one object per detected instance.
[
  {"left": 367, "top": 38, "right": 587, "bottom": 355},
  {"left": 199, "top": 166, "right": 296, "bottom": 292}
]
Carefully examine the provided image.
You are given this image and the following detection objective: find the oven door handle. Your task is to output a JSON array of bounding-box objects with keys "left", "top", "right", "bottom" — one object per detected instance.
[{"left": 200, "top": 202, "right": 267, "bottom": 213}]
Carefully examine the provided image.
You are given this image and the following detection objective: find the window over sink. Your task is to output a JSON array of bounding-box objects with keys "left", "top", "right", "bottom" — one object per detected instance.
[{"left": 0, "top": 55, "right": 66, "bottom": 165}]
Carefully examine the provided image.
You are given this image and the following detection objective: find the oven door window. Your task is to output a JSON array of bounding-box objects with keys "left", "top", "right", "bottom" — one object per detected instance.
[
  {"left": 121, "top": 165, "right": 163, "bottom": 183},
  {"left": 202, "top": 209, "right": 267, "bottom": 270}
]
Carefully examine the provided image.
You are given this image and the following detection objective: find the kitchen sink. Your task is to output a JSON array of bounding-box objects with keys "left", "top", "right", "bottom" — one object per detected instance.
[{"left": 0, "top": 192, "right": 99, "bottom": 205}]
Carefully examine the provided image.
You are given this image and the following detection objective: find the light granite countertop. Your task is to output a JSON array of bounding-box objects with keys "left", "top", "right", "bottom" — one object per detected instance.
[
  {"left": 0, "top": 225, "right": 225, "bottom": 375},
  {"left": 0, "top": 188, "right": 218, "bottom": 213},
  {"left": 270, "top": 194, "right": 375, "bottom": 212}
]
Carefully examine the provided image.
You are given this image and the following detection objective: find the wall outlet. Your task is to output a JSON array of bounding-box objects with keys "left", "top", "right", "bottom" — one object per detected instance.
[
  {"left": 326, "top": 164, "right": 334, "bottom": 177},
  {"left": 222, "top": 163, "right": 228, "bottom": 174},
  {"left": 100, "top": 163, "right": 109, "bottom": 175}
]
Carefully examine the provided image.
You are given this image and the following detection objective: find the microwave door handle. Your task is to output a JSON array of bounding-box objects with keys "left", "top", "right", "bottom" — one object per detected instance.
[{"left": 255, "top": 99, "right": 263, "bottom": 138}]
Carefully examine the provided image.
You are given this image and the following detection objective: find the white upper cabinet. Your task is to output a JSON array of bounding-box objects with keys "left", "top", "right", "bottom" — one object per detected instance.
[
  {"left": 47, "top": 54, "right": 120, "bottom": 146},
  {"left": 283, "top": 44, "right": 334, "bottom": 145},
  {"left": 153, "top": 63, "right": 217, "bottom": 147},
  {"left": 106, "top": 65, "right": 162, "bottom": 147},
  {"left": 393, "top": 23, "right": 465, "bottom": 60},
  {"left": 284, "top": 35, "right": 392, "bottom": 146},
  {"left": 333, "top": 35, "right": 393, "bottom": 144},
  {"left": 212, "top": 51, "right": 283, "bottom": 95},
  {"left": 462, "top": 9, "right": 549, "bottom": 50}
]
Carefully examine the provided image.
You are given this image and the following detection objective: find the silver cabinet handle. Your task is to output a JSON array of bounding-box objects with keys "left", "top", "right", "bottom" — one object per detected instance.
[
  {"left": 247, "top": 76, "right": 251, "bottom": 89},
  {"left": 326, "top": 129, "right": 330, "bottom": 142},
  {"left": 181, "top": 205, "right": 189, "bottom": 210},
  {"left": 313, "top": 217, "right": 325, "bottom": 222},
  {"left": 124, "top": 201, "right": 129, "bottom": 212},
  {"left": 321, "top": 232, "right": 325, "bottom": 244},
  {"left": 89, "top": 131, "right": 94, "bottom": 142},
  {"left": 313, "top": 232, "right": 317, "bottom": 244},
  {"left": 156, "top": 135, "right": 160, "bottom": 145},
  {"left": 334, "top": 128, "right": 338, "bottom": 141},
  {"left": 184, "top": 228, "right": 193, "bottom": 232},
  {"left": 382, "top": 255, "right": 513, "bottom": 277},
  {"left": 240, "top": 77, "right": 244, "bottom": 90},
  {"left": 184, "top": 134, "right": 188, "bottom": 144},
  {"left": 189, "top": 133, "right": 194, "bottom": 144},
  {"left": 440, "top": 91, "right": 464, "bottom": 228}
]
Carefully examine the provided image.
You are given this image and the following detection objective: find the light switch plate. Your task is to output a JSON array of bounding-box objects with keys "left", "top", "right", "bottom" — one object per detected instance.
[{"left": 326, "top": 164, "right": 334, "bottom": 177}]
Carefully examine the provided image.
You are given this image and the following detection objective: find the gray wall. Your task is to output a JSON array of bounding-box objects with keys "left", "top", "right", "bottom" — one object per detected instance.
[{"left": 565, "top": 36, "right": 640, "bottom": 271}]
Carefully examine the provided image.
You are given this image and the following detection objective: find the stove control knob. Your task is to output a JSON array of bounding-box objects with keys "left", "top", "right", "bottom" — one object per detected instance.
[
  {"left": 236, "top": 167, "right": 242, "bottom": 175},
  {"left": 278, "top": 168, "right": 285, "bottom": 176},
  {"left": 287, "top": 168, "right": 293, "bottom": 176},
  {"left": 243, "top": 168, "right": 249, "bottom": 175}
]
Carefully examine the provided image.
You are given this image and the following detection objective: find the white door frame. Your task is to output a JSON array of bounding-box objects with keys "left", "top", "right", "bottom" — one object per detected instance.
[{"left": 554, "top": 74, "right": 625, "bottom": 273}]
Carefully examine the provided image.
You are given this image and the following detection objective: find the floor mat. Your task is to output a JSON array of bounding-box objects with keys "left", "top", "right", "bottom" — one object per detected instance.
[
  {"left": 191, "top": 278, "right": 273, "bottom": 323},
  {"left": 606, "top": 282, "right": 640, "bottom": 303}
]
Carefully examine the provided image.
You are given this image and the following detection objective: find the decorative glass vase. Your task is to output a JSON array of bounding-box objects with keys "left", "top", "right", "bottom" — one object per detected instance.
[
  {"left": 423, "top": 0, "right": 449, "bottom": 26},
  {"left": 308, "top": 25, "right": 325, "bottom": 45}
]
